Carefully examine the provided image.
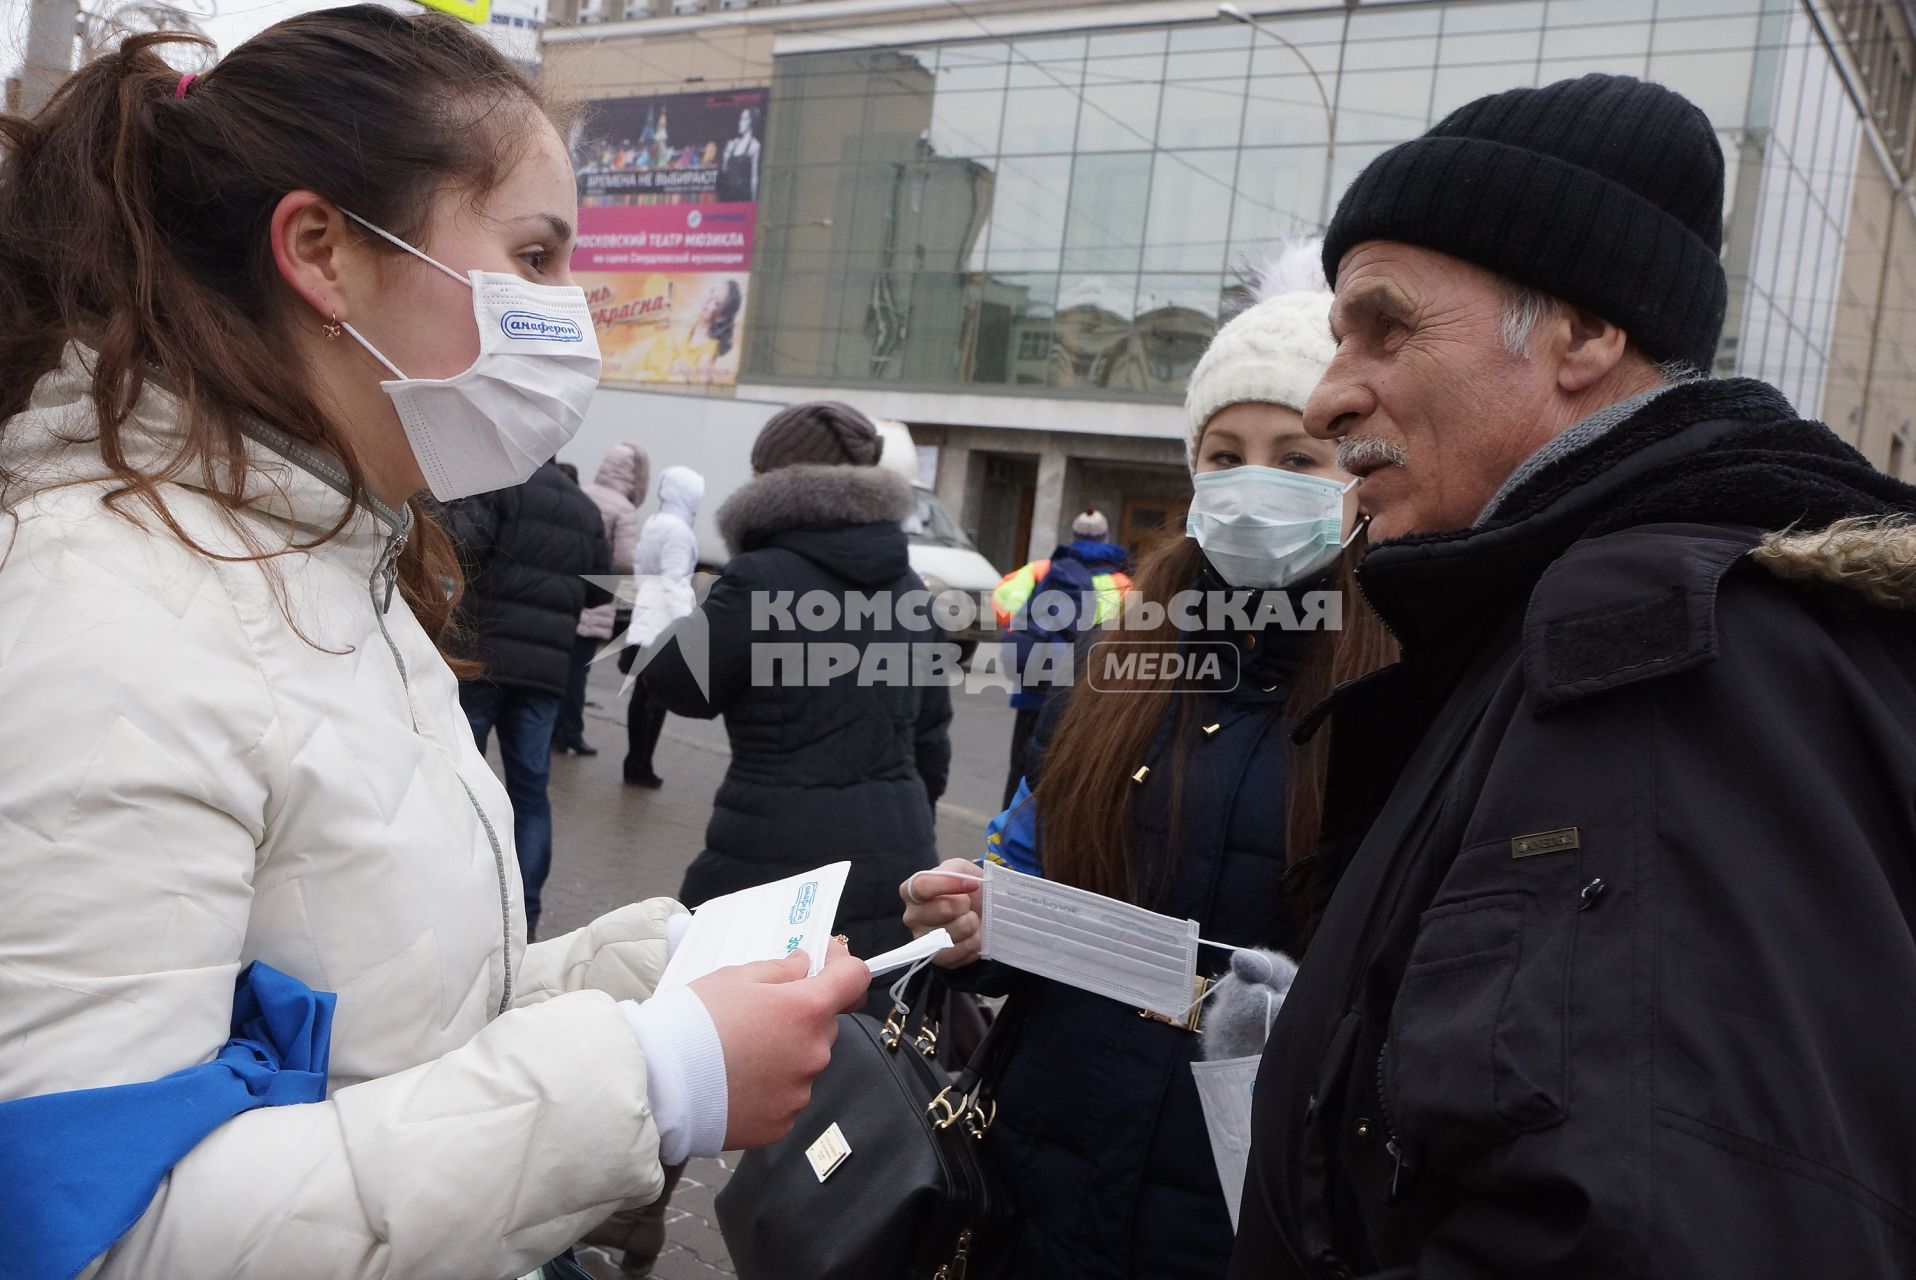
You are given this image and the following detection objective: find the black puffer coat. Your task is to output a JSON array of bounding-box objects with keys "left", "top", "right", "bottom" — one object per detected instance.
[
  {"left": 972, "top": 610, "right": 1309, "bottom": 1280},
  {"left": 1233, "top": 379, "right": 1916, "bottom": 1279},
  {"left": 450, "top": 461, "right": 611, "bottom": 696},
  {"left": 642, "top": 463, "right": 952, "bottom": 960}
]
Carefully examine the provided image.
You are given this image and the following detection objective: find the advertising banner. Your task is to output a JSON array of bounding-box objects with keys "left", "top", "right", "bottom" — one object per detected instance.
[{"left": 569, "top": 87, "right": 767, "bottom": 386}]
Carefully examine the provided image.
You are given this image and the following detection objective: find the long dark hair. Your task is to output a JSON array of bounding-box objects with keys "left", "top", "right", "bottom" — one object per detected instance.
[
  {"left": 0, "top": 7, "right": 562, "bottom": 656},
  {"left": 1030, "top": 532, "right": 1203, "bottom": 904},
  {"left": 1032, "top": 534, "right": 1397, "bottom": 909}
]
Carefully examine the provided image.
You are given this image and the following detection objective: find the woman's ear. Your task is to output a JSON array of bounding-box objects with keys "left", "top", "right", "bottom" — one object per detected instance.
[{"left": 268, "top": 191, "right": 358, "bottom": 330}]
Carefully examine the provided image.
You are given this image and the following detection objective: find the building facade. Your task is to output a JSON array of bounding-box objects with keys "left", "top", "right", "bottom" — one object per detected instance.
[
  {"left": 545, "top": 0, "right": 1916, "bottom": 571},
  {"left": 483, "top": 0, "right": 549, "bottom": 75}
]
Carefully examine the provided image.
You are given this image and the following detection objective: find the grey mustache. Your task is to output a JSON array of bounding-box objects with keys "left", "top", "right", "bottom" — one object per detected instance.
[{"left": 1337, "top": 437, "right": 1409, "bottom": 471}]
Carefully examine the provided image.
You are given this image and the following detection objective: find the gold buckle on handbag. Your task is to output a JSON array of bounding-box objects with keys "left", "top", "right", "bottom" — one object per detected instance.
[
  {"left": 1138, "top": 974, "right": 1212, "bottom": 1033},
  {"left": 927, "top": 1085, "right": 965, "bottom": 1131},
  {"left": 927, "top": 1085, "right": 995, "bottom": 1138},
  {"left": 933, "top": 1228, "right": 973, "bottom": 1280},
  {"left": 882, "top": 1009, "right": 940, "bottom": 1058}
]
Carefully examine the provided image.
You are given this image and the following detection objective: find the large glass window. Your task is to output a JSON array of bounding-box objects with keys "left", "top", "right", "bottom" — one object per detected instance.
[
  {"left": 1229, "top": 145, "right": 1330, "bottom": 251},
  {"left": 1163, "top": 27, "right": 1252, "bottom": 150},
  {"left": 928, "top": 44, "right": 1009, "bottom": 158},
  {"left": 1143, "top": 148, "right": 1239, "bottom": 273},
  {"left": 747, "top": 0, "right": 1843, "bottom": 409},
  {"left": 1336, "top": 7, "right": 1440, "bottom": 144},
  {"left": 1431, "top": 1, "right": 1543, "bottom": 120},
  {"left": 1649, "top": 0, "right": 1761, "bottom": 125},
  {"left": 1539, "top": 0, "right": 1653, "bottom": 82},
  {"left": 1078, "top": 30, "right": 1167, "bottom": 152},
  {"left": 999, "top": 86, "right": 1082, "bottom": 154},
  {"left": 1062, "top": 152, "right": 1153, "bottom": 273},
  {"left": 1239, "top": 13, "right": 1345, "bottom": 149},
  {"left": 983, "top": 156, "right": 1071, "bottom": 273}
]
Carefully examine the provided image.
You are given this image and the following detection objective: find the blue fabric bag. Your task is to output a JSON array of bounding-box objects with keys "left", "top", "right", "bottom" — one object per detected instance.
[{"left": 0, "top": 961, "right": 335, "bottom": 1280}]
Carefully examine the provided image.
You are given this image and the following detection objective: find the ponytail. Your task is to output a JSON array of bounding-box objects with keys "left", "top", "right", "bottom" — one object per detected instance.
[{"left": 0, "top": 7, "right": 560, "bottom": 655}]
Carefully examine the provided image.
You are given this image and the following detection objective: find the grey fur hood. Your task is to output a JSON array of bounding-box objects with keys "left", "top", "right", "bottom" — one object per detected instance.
[{"left": 717, "top": 464, "right": 913, "bottom": 557}]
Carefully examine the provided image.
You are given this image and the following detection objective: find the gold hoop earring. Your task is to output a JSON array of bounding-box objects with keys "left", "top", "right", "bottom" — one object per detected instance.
[{"left": 321, "top": 314, "right": 343, "bottom": 341}]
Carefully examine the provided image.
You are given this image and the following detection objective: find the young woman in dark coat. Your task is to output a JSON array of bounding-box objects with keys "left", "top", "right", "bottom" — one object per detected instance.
[
  {"left": 903, "top": 258, "right": 1396, "bottom": 1280},
  {"left": 644, "top": 402, "right": 952, "bottom": 972}
]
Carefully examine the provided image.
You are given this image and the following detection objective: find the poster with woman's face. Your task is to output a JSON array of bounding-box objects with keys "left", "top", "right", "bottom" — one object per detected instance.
[{"left": 583, "top": 272, "right": 751, "bottom": 386}]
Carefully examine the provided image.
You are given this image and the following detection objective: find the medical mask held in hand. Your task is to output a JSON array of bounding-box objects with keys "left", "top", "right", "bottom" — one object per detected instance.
[
  {"left": 1185, "top": 466, "right": 1360, "bottom": 590},
  {"left": 339, "top": 211, "right": 601, "bottom": 502},
  {"left": 980, "top": 862, "right": 1200, "bottom": 1019}
]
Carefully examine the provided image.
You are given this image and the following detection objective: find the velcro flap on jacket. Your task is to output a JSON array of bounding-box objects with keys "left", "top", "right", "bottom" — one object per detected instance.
[{"left": 1523, "top": 523, "right": 1760, "bottom": 713}]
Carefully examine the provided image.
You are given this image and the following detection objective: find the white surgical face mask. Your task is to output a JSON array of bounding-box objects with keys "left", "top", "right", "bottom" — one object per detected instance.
[
  {"left": 979, "top": 862, "right": 1201, "bottom": 1020},
  {"left": 338, "top": 210, "right": 601, "bottom": 502},
  {"left": 1185, "top": 465, "right": 1362, "bottom": 590}
]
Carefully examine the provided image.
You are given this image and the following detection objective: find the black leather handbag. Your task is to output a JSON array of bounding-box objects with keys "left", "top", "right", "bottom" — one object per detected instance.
[{"left": 716, "top": 968, "right": 1017, "bottom": 1280}]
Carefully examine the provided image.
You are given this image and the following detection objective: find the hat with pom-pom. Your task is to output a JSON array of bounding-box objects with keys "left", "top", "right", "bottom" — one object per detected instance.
[{"left": 1183, "top": 240, "right": 1335, "bottom": 470}]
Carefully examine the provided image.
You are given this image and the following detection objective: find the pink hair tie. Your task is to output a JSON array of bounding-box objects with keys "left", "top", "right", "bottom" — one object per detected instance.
[{"left": 174, "top": 72, "right": 196, "bottom": 100}]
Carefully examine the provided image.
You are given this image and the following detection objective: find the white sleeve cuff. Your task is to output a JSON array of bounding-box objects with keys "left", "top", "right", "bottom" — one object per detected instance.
[{"left": 619, "top": 987, "right": 728, "bottom": 1165}]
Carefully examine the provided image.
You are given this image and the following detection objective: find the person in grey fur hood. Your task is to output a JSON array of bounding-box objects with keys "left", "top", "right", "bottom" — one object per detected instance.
[
  {"left": 1233, "top": 73, "right": 1916, "bottom": 1280},
  {"left": 641, "top": 402, "right": 953, "bottom": 987}
]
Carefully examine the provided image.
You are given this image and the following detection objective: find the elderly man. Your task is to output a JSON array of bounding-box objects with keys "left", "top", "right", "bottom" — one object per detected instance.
[{"left": 1233, "top": 75, "right": 1916, "bottom": 1278}]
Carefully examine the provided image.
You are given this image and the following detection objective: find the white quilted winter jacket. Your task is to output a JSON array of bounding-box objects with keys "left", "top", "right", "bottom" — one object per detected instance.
[{"left": 0, "top": 349, "right": 680, "bottom": 1279}]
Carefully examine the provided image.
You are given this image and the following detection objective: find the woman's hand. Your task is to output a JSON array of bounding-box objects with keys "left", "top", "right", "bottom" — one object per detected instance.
[
  {"left": 900, "top": 858, "right": 985, "bottom": 969},
  {"left": 689, "top": 940, "right": 870, "bottom": 1149}
]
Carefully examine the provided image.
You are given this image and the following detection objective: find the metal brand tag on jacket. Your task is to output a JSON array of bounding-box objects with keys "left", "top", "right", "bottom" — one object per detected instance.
[{"left": 1511, "top": 827, "right": 1581, "bottom": 858}]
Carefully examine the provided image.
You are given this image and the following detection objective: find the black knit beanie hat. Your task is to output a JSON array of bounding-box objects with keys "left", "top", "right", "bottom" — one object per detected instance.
[
  {"left": 751, "top": 401, "right": 882, "bottom": 471},
  {"left": 1323, "top": 74, "right": 1728, "bottom": 373}
]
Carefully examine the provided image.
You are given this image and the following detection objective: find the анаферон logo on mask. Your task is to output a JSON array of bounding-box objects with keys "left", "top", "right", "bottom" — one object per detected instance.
[{"left": 500, "top": 311, "right": 586, "bottom": 342}]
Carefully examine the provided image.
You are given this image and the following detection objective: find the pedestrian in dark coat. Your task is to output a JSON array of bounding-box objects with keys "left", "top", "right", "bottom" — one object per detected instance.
[
  {"left": 1233, "top": 74, "right": 1916, "bottom": 1279},
  {"left": 643, "top": 402, "right": 953, "bottom": 968},
  {"left": 450, "top": 459, "right": 611, "bottom": 937}
]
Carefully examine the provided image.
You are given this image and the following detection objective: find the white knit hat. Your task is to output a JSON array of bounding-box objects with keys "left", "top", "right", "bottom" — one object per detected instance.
[{"left": 1183, "top": 240, "right": 1336, "bottom": 469}]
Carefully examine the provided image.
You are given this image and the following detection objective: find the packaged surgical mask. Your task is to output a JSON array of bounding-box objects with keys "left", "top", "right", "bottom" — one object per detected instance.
[
  {"left": 979, "top": 862, "right": 1200, "bottom": 1019},
  {"left": 339, "top": 211, "right": 601, "bottom": 501},
  {"left": 1185, "top": 465, "right": 1360, "bottom": 590},
  {"left": 655, "top": 861, "right": 850, "bottom": 993},
  {"left": 1191, "top": 1055, "right": 1261, "bottom": 1230}
]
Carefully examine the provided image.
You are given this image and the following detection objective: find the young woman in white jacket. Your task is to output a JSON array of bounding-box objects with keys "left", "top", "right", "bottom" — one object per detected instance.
[{"left": 0, "top": 10, "right": 866, "bottom": 1279}]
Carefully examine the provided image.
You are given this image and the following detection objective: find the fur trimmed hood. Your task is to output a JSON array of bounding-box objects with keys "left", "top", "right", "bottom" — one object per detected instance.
[
  {"left": 717, "top": 464, "right": 915, "bottom": 587},
  {"left": 717, "top": 464, "right": 913, "bottom": 554},
  {"left": 1754, "top": 517, "right": 1916, "bottom": 610}
]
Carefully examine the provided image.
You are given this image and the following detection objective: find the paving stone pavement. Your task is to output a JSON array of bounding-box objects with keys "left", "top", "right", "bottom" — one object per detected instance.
[{"left": 486, "top": 657, "right": 1016, "bottom": 1279}]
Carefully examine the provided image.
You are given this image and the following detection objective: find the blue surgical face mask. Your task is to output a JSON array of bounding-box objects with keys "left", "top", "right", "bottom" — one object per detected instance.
[{"left": 1185, "top": 465, "right": 1362, "bottom": 590}]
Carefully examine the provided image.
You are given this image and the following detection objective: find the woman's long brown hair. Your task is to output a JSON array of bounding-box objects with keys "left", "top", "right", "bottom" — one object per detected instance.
[
  {"left": 1029, "top": 533, "right": 1206, "bottom": 905},
  {"left": 1031, "top": 535, "right": 1397, "bottom": 910},
  {"left": 0, "top": 8, "right": 563, "bottom": 658}
]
